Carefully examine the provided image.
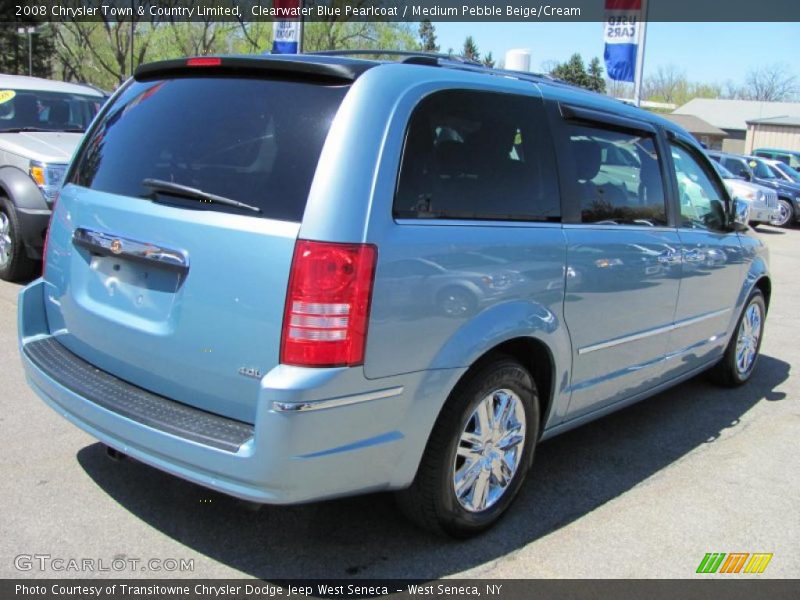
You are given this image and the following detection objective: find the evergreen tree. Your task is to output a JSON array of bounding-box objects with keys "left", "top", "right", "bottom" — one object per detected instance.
[
  {"left": 418, "top": 19, "right": 439, "bottom": 53},
  {"left": 461, "top": 36, "right": 480, "bottom": 62},
  {"left": 482, "top": 52, "right": 495, "bottom": 68},
  {"left": 587, "top": 57, "right": 607, "bottom": 93},
  {"left": 0, "top": 23, "right": 55, "bottom": 78},
  {"left": 550, "top": 53, "right": 607, "bottom": 93}
]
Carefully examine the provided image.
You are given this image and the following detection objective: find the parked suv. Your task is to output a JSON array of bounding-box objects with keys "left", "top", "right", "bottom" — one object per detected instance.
[
  {"left": 707, "top": 150, "right": 800, "bottom": 227},
  {"left": 709, "top": 159, "right": 778, "bottom": 226},
  {"left": 0, "top": 75, "right": 104, "bottom": 281},
  {"left": 19, "top": 54, "right": 771, "bottom": 536},
  {"left": 753, "top": 147, "right": 800, "bottom": 170}
]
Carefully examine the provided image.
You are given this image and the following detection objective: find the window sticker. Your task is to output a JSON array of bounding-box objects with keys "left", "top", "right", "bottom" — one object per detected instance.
[{"left": 0, "top": 90, "right": 16, "bottom": 105}]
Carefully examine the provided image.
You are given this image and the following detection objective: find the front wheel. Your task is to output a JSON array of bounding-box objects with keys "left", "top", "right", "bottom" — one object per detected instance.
[
  {"left": 709, "top": 289, "right": 766, "bottom": 387},
  {"left": 770, "top": 199, "right": 794, "bottom": 228},
  {"left": 396, "top": 357, "right": 539, "bottom": 537},
  {"left": 0, "top": 198, "right": 38, "bottom": 282}
]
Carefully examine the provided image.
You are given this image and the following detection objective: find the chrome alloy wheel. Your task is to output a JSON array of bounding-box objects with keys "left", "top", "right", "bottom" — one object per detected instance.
[
  {"left": 452, "top": 389, "right": 526, "bottom": 513},
  {"left": 770, "top": 200, "right": 792, "bottom": 227},
  {"left": 735, "top": 301, "right": 762, "bottom": 376},
  {"left": 0, "top": 211, "right": 12, "bottom": 268}
]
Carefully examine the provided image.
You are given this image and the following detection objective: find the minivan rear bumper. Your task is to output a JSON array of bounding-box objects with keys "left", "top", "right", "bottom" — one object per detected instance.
[{"left": 19, "top": 279, "right": 459, "bottom": 504}]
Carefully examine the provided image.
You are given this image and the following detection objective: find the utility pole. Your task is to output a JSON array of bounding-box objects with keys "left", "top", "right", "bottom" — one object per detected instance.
[
  {"left": 17, "top": 26, "right": 35, "bottom": 76},
  {"left": 632, "top": 0, "right": 649, "bottom": 107}
]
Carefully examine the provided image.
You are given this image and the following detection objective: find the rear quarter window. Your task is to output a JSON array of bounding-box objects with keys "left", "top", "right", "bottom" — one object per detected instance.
[
  {"left": 70, "top": 77, "right": 348, "bottom": 222},
  {"left": 394, "top": 89, "right": 560, "bottom": 222}
]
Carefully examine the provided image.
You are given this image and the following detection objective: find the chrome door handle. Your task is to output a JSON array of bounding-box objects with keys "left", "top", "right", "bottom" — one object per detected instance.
[{"left": 73, "top": 228, "right": 189, "bottom": 273}]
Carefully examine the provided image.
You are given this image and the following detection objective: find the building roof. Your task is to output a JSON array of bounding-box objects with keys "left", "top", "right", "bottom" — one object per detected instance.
[
  {"left": 660, "top": 113, "right": 726, "bottom": 136},
  {"left": 746, "top": 115, "right": 800, "bottom": 127},
  {"left": 673, "top": 98, "right": 800, "bottom": 132}
]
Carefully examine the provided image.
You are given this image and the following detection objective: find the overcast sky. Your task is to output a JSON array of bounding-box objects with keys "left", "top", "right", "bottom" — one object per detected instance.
[{"left": 435, "top": 22, "right": 800, "bottom": 88}]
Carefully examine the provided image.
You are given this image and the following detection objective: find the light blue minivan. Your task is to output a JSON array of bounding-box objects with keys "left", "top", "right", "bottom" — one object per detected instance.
[{"left": 18, "top": 53, "right": 770, "bottom": 536}]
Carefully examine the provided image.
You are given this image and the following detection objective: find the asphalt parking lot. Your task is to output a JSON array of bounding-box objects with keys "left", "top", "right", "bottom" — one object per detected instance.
[{"left": 1, "top": 225, "right": 798, "bottom": 580}]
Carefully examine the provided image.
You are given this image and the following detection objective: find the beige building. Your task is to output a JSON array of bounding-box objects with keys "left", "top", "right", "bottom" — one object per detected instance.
[
  {"left": 673, "top": 99, "right": 800, "bottom": 154},
  {"left": 744, "top": 116, "right": 800, "bottom": 154},
  {"left": 661, "top": 114, "right": 727, "bottom": 150}
]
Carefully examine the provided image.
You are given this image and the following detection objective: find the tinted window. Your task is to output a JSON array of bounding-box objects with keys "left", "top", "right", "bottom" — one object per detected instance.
[
  {"left": 394, "top": 90, "right": 559, "bottom": 222},
  {"left": 70, "top": 78, "right": 347, "bottom": 222},
  {"left": 0, "top": 88, "right": 101, "bottom": 132},
  {"left": 747, "top": 157, "right": 777, "bottom": 179},
  {"left": 671, "top": 144, "right": 728, "bottom": 231},
  {"left": 563, "top": 124, "right": 667, "bottom": 226},
  {"left": 722, "top": 157, "right": 750, "bottom": 179}
]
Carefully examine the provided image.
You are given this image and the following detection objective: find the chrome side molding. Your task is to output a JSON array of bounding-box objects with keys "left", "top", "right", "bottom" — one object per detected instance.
[
  {"left": 72, "top": 228, "right": 189, "bottom": 273},
  {"left": 272, "top": 386, "right": 404, "bottom": 413},
  {"left": 578, "top": 308, "right": 732, "bottom": 355}
]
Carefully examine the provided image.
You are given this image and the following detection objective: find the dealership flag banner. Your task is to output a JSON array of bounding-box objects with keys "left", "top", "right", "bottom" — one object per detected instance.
[
  {"left": 603, "top": 0, "right": 645, "bottom": 82},
  {"left": 272, "top": 0, "right": 302, "bottom": 54}
]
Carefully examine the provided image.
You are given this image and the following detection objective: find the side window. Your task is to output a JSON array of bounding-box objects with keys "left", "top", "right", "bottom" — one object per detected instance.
[
  {"left": 394, "top": 90, "right": 559, "bottom": 222},
  {"left": 724, "top": 158, "right": 750, "bottom": 179},
  {"left": 563, "top": 123, "right": 667, "bottom": 226},
  {"left": 670, "top": 144, "right": 728, "bottom": 231}
]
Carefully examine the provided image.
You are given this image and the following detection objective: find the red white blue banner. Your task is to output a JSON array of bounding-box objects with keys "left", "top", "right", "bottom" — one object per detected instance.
[
  {"left": 272, "top": 0, "right": 301, "bottom": 54},
  {"left": 603, "top": 0, "right": 642, "bottom": 82}
]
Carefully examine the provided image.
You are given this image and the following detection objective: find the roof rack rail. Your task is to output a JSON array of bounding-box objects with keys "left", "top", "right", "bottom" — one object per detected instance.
[
  {"left": 307, "top": 49, "right": 482, "bottom": 67},
  {"left": 306, "top": 49, "right": 575, "bottom": 91}
]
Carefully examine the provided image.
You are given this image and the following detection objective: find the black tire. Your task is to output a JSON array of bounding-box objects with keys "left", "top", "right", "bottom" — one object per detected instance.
[
  {"left": 708, "top": 289, "right": 766, "bottom": 387},
  {"left": 396, "top": 357, "right": 539, "bottom": 537},
  {"left": 0, "top": 197, "right": 38, "bottom": 282},
  {"left": 770, "top": 199, "right": 794, "bottom": 228}
]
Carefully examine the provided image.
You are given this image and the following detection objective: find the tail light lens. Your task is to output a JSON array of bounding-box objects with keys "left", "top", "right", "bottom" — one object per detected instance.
[{"left": 281, "top": 240, "right": 377, "bottom": 367}]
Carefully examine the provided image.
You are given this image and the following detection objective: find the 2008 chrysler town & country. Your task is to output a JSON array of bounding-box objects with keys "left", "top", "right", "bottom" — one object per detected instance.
[{"left": 18, "top": 54, "right": 770, "bottom": 536}]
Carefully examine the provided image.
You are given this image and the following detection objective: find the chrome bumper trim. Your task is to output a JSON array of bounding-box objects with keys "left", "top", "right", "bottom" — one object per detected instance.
[{"left": 271, "top": 386, "right": 404, "bottom": 413}]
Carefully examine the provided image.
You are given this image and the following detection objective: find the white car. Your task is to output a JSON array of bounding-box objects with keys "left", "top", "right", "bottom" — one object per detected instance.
[
  {"left": 0, "top": 75, "right": 105, "bottom": 281},
  {"left": 710, "top": 159, "right": 779, "bottom": 226}
]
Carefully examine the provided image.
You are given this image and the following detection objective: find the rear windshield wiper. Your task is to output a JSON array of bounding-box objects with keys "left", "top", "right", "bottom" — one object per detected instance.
[{"left": 141, "top": 178, "right": 261, "bottom": 214}]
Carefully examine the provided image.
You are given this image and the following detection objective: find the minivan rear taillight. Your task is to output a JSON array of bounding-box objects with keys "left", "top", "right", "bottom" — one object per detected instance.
[{"left": 280, "top": 240, "right": 377, "bottom": 367}]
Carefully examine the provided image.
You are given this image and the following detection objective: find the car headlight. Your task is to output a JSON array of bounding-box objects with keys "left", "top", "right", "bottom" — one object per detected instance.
[
  {"left": 29, "top": 160, "right": 67, "bottom": 204},
  {"left": 757, "top": 190, "right": 766, "bottom": 203}
]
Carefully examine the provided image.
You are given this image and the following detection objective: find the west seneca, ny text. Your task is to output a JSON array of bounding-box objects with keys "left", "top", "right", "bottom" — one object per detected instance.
[{"left": 16, "top": 583, "right": 505, "bottom": 597}]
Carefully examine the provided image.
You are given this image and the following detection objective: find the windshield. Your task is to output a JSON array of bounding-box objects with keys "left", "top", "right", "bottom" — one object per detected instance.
[
  {"left": 0, "top": 88, "right": 102, "bottom": 132},
  {"left": 773, "top": 162, "right": 800, "bottom": 183},
  {"left": 70, "top": 77, "right": 348, "bottom": 222},
  {"left": 747, "top": 157, "right": 777, "bottom": 180},
  {"left": 711, "top": 160, "right": 737, "bottom": 179}
]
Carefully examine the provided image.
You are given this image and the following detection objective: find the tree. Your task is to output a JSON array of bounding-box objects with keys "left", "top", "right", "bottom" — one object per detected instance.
[
  {"left": 587, "top": 57, "right": 606, "bottom": 93},
  {"left": 418, "top": 19, "right": 439, "bottom": 53},
  {"left": 461, "top": 36, "right": 480, "bottom": 62},
  {"left": 482, "top": 52, "right": 495, "bottom": 68},
  {"left": 741, "top": 64, "right": 798, "bottom": 101},
  {"left": 550, "top": 53, "right": 590, "bottom": 88},
  {"left": 643, "top": 64, "right": 686, "bottom": 104},
  {"left": 0, "top": 23, "right": 56, "bottom": 77}
]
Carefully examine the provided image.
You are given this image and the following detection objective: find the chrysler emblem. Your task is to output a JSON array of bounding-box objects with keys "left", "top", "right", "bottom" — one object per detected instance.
[{"left": 110, "top": 239, "right": 123, "bottom": 255}]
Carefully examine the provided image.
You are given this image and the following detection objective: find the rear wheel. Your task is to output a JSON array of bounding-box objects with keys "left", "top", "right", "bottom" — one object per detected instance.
[
  {"left": 709, "top": 289, "right": 766, "bottom": 387},
  {"left": 0, "top": 197, "right": 37, "bottom": 282},
  {"left": 770, "top": 199, "right": 794, "bottom": 228},
  {"left": 396, "top": 357, "right": 539, "bottom": 537}
]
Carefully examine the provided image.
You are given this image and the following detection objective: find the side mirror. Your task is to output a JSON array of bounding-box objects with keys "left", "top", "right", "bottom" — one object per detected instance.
[{"left": 730, "top": 197, "right": 750, "bottom": 231}]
